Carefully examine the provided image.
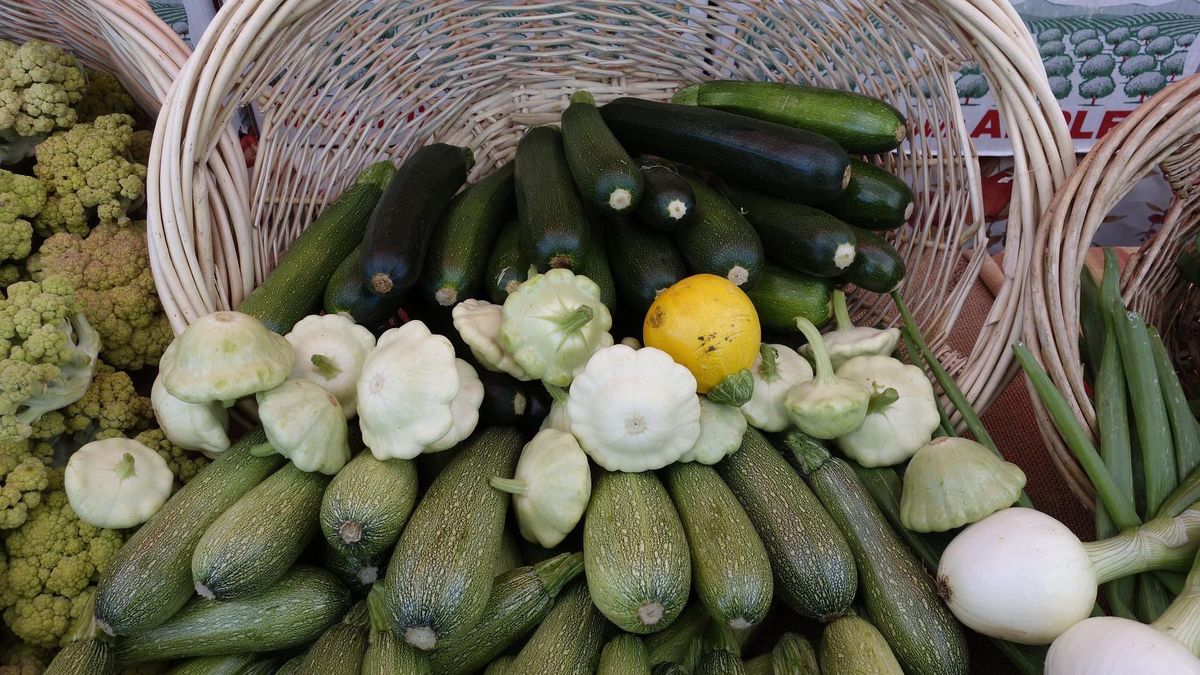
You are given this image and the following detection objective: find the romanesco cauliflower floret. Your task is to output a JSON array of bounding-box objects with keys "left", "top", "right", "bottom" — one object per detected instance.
[
  {"left": 0, "top": 170, "right": 45, "bottom": 270},
  {"left": 0, "top": 278, "right": 99, "bottom": 443},
  {"left": 134, "top": 428, "right": 210, "bottom": 485},
  {"left": 32, "top": 113, "right": 146, "bottom": 236},
  {"left": 0, "top": 439, "right": 54, "bottom": 530},
  {"left": 0, "top": 40, "right": 86, "bottom": 165},
  {"left": 62, "top": 362, "right": 152, "bottom": 440},
  {"left": 0, "top": 486, "right": 123, "bottom": 647},
  {"left": 74, "top": 67, "right": 134, "bottom": 124},
  {"left": 27, "top": 223, "right": 169, "bottom": 370}
]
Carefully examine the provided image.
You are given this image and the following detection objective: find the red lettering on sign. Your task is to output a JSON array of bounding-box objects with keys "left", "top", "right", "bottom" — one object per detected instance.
[
  {"left": 971, "top": 110, "right": 1002, "bottom": 138},
  {"left": 1069, "top": 110, "right": 1093, "bottom": 140},
  {"left": 1097, "top": 110, "right": 1131, "bottom": 138}
]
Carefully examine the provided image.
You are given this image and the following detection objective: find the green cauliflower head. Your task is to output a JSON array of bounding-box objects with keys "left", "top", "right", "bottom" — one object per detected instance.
[
  {"left": 62, "top": 362, "right": 153, "bottom": 441},
  {"left": 0, "top": 170, "right": 45, "bottom": 268},
  {"left": 32, "top": 113, "right": 146, "bottom": 236},
  {"left": 74, "top": 67, "right": 135, "bottom": 124},
  {"left": 134, "top": 428, "right": 211, "bottom": 485},
  {"left": 0, "top": 486, "right": 123, "bottom": 647},
  {"left": 0, "top": 438, "right": 53, "bottom": 530},
  {"left": 0, "top": 40, "right": 86, "bottom": 164},
  {"left": 29, "top": 223, "right": 170, "bottom": 370}
]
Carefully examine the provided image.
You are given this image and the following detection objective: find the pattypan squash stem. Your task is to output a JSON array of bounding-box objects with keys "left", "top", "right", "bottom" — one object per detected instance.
[
  {"left": 866, "top": 387, "right": 899, "bottom": 415},
  {"left": 311, "top": 354, "right": 342, "bottom": 379},
  {"left": 1151, "top": 539, "right": 1200, "bottom": 654},
  {"left": 1083, "top": 505, "right": 1200, "bottom": 583},
  {"left": 832, "top": 289, "right": 854, "bottom": 332},
  {"left": 114, "top": 453, "right": 137, "bottom": 480},
  {"left": 758, "top": 343, "right": 779, "bottom": 380},
  {"left": 545, "top": 383, "right": 569, "bottom": 404},
  {"left": 1014, "top": 343, "right": 1140, "bottom": 528},
  {"left": 559, "top": 305, "right": 595, "bottom": 334},
  {"left": 795, "top": 317, "right": 835, "bottom": 385},
  {"left": 248, "top": 442, "right": 277, "bottom": 458},
  {"left": 489, "top": 477, "right": 529, "bottom": 496}
]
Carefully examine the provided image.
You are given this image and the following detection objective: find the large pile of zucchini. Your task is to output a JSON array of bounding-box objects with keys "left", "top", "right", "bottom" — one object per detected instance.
[{"left": 48, "top": 81, "right": 987, "bottom": 675}]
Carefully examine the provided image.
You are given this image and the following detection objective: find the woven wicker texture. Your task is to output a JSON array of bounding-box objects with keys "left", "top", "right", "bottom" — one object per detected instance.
[
  {"left": 1027, "top": 73, "right": 1200, "bottom": 509},
  {"left": 148, "top": 0, "right": 1072, "bottom": 413}
]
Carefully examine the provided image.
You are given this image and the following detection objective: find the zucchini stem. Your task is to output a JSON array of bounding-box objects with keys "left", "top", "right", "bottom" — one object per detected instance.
[
  {"left": 338, "top": 520, "right": 364, "bottom": 545},
  {"left": 370, "top": 272, "right": 394, "bottom": 295},
  {"left": 533, "top": 552, "right": 585, "bottom": 596},
  {"left": 405, "top": 626, "right": 437, "bottom": 651},
  {"left": 638, "top": 602, "right": 665, "bottom": 627}
]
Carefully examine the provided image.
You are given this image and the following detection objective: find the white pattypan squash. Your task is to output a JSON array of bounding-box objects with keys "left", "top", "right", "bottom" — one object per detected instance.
[
  {"left": 568, "top": 345, "right": 701, "bottom": 472},
  {"left": 160, "top": 311, "right": 294, "bottom": 404},
  {"left": 65, "top": 437, "right": 174, "bottom": 528},
  {"left": 741, "top": 344, "right": 813, "bottom": 432},
  {"left": 452, "top": 299, "right": 529, "bottom": 380},
  {"left": 285, "top": 314, "right": 376, "bottom": 418},
  {"left": 491, "top": 428, "right": 591, "bottom": 548},
  {"left": 679, "top": 397, "right": 748, "bottom": 465},
  {"left": 151, "top": 372, "right": 230, "bottom": 456},
  {"left": 357, "top": 320, "right": 461, "bottom": 460},
  {"left": 427, "top": 359, "right": 485, "bottom": 453},
  {"left": 256, "top": 379, "right": 351, "bottom": 475},
  {"left": 835, "top": 355, "right": 940, "bottom": 467}
]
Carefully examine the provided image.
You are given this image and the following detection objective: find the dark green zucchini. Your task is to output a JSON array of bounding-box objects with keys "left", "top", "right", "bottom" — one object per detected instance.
[
  {"left": 431, "top": 553, "right": 585, "bottom": 675},
  {"left": 718, "top": 182, "right": 857, "bottom": 278},
  {"left": 675, "top": 177, "right": 764, "bottom": 287},
  {"left": 785, "top": 433, "right": 968, "bottom": 675},
  {"left": 599, "top": 97, "right": 850, "bottom": 204},
  {"left": 515, "top": 126, "right": 591, "bottom": 270},
  {"left": 297, "top": 602, "right": 369, "bottom": 675},
  {"left": 742, "top": 263, "right": 833, "bottom": 333},
  {"left": 637, "top": 163, "right": 695, "bottom": 231},
  {"left": 486, "top": 220, "right": 528, "bottom": 304},
  {"left": 563, "top": 91, "right": 643, "bottom": 213},
  {"left": 95, "top": 429, "right": 284, "bottom": 636},
  {"left": 238, "top": 161, "right": 395, "bottom": 333},
  {"left": 579, "top": 212, "right": 619, "bottom": 313},
  {"left": 314, "top": 537, "right": 380, "bottom": 597},
  {"left": 508, "top": 580, "right": 609, "bottom": 674},
  {"left": 323, "top": 243, "right": 401, "bottom": 330},
  {"left": 421, "top": 162, "right": 515, "bottom": 307},
  {"left": 715, "top": 429, "right": 856, "bottom": 620},
  {"left": 114, "top": 566, "right": 350, "bottom": 665},
  {"left": 842, "top": 227, "right": 906, "bottom": 293},
  {"left": 605, "top": 214, "right": 688, "bottom": 315},
  {"left": 362, "top": 144, "right": 474, "bottom": 297},
  {"left": 320, "top": 450, "right": 417, "bottom": 563},
  {"left": 477, "top": 369, "right": 530, "bottom": 426},
  {"left": 363, "top": 586, "right": 431, "bottom": 675},
  {"left": 824, "top": 160, "right": 914, "bottom": 231},
  {"left": 382, "top": 427, "right": 523, "bottom": 651},
  {"left": 673, "top": 80, "right": 907, "bottom": 155}
]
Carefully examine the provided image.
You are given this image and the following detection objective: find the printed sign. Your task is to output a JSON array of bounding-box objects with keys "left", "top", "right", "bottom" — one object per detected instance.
[{"left": 961, "top": 0, "right": 1200, "bottom": 154}]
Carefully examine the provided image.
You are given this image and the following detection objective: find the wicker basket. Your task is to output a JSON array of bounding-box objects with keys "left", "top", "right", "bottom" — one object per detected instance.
[
  {"left": 1027, "top": 73, "right": 1200, "bottom": 510},
  {"left": 147, "top": 0, "right": 1073, "bottom": 414}
]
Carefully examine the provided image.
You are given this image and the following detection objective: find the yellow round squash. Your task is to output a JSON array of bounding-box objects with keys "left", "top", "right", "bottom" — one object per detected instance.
[{"left": 643, "top": 274, "right": 761, "bottom": 394}]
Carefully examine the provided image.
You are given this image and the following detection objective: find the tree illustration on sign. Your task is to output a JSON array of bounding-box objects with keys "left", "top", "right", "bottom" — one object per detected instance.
[
  {"left": 1114, "top": 39, "right": 1141, "bottom": 62},
  {"left": 1146, "top": 36, "right": 1176, "bottom": 63},
  {"left": 1106, "top": 27, "right": 1132, "bottom": 45},
  {"left": 1162, "top": 52, "right": 1186, "bottom": 81},
  {"left": 1137, "top": 25, "right": 1160, "bottom": 43},
  {"left": 1043, "top": 55, "right": 1073, "bottom": 78},
  {"left": 1070, "top": 28, "right": 1099, "bottom": 45},
  {"left": 1074, "top": 38, "right": 1103, "bottom": 59},
  {"left": 1039, "top": 28, "right": 1065, "bottom": 43},
  {"left": 1179, "top": 34, "right": 1197, "bottom": 48},
  {"left": 1125, "top": 71, "right": 1167, "bottom": 102},
  {"left": 1039, "top": 40, "right": 1066, "bottom": 58},
  {"left": 1079, "top": 76, "right": 1116, "bottom": 105},
  {"left": 1048, "top": 76, "right": 1072, "bottom": 99},
  {"left": 956, "top": 72, "right": 989, "bottom": 105},
  {"left": 1081, "top": 54, "right": 1116, "bottom": 78},
  {"left": 1120, "top": 54, "right": 1156, "bottom": 78}
]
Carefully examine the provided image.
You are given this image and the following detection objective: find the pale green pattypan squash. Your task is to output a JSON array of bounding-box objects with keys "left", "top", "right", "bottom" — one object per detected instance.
[
  {"left": 285, "top": 314, "right": 376, "bottom": 418},
  {"left": 568, "top": 344, "right": 701, "bottom": 471},
  {"left": 539, "top": 384, "right": 572, "bottom": 433},
  {"left": 256, "top": 379, "right": 350, "bottom": 475},
  {"left": 357, "top": 320, "right": 461, "bottom": 460},
  {"left": 679, "top": 397, "right": 747, "bottom": 465},
  {"left": 834, "top": 355, "right": 940, "bottom": 467},
  {"left": 452, "top": 299, "right": 530, "bottom": 380},
  {"left": 500, "top": 267, "right": 614, "bottom": 386},
  {"left": 741, "top": 343, "right": 813, "bottom": 432},
  {"left": 151, "top": 372, "right": 230, "bottom": 456},
  {"left": 901, "top": 437, "right": 1026, "bottom": 532},
  {"left": 160, "top": 311, "right": 294, "bottom": 404},
  {"left": 800, "top": 290, "right": 900, "bottom": 371},
  {"left": 490, "top": 428, "right": 591, "bottom": 548},
  {"left": 427, "top": 359, "right": 485, "bottom": 452},
  {"left": 65, "top": 437, "right": 174, "bottom": 528},
  {"left": 785, "top": 318, "right": 870, "bottom": 439}
]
